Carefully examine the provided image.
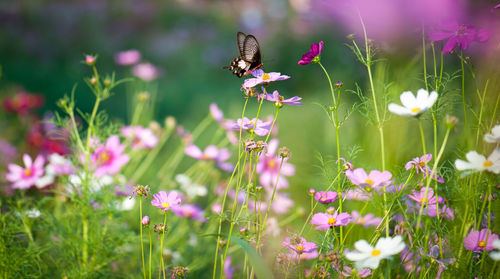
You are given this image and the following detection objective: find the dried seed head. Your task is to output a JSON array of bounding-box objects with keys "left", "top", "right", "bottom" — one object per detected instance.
[
  {"left": 154, "top": 224, "right": 167, "bottom": 234},
  {"left": 171, "top": 266, "right": 189, "bottom": 279},
  {"left": 279, "top": 147, "right": 291, "bottom": 158}
]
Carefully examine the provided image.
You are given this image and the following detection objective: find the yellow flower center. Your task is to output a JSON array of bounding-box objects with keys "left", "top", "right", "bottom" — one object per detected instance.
[
  {"left": 365, "top": 179, "right": 374, "bottom": 185},
  {"left": 371, "top": 249, "right": 381, "bottom": 256},
  {"left": 359, "top": 218, "right": 365, "bottom": 224},
  {"left": 296, "top": 245, "right": 304, "bottom": 252},
  {"left": 478, "top": 241, "right": 486, "bottom": 248},
  {"left": 364, "top": 187, "right": 373, "bottom": 192},
  {"left": 411, "top": 107, "right": 421, "bottom": 113},
  {"left": 268, "top": 159, "right": 276, "bottom": 169},
  {"left": 99, "top": 152, "right": 110, "bottom": 163},
  {"left": 24, "top": 169, "right": 32, "bottom": 176},
  {"left": 328, "top": 218, "right": 336, "bottom": 225},
  {"left": 262, "top": 73, "right": 271, "bottom": 80},
  {"left": 483, "top": 160, "right": 493, "bottom": 167},
  {"left": 202, "top": 154, "right": 211, "bottom": 160},
  {"left": 162, "top": 202, "right": 170, "bottom": 208},
  {"left": 418, "top": 161, "right": 426, "bottom": 167},
  {"left": 420, "top": 198, "right": 428, "bottom": 204}
]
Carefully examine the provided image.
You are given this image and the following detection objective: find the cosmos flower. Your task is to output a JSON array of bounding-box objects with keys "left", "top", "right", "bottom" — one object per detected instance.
[
  {"left": 490, "top": 240, "right": 500, "bottom": 260},
  {"left": 343, "top": 189, "right": 372, "bottom": 201},
  {"left": 243, "top": 69, "right": 290, "bottom": 89},
  {"left": 345, "top": 168, "right": 392, "bottom": 192},
  {"left": 115, "top": 49, "right": 141, "bottom": 65},
  {"left": 151, "top": 191, "right": 181, "bottom": 211},
  {"left": 6, "top": 154, "right": 45, "bottom": 190},
  {"left": 91, "top": 135, "right": 130, "bottom": 177},
  {"left": 231, "top": 117, "right": 272, "bottom": 137},
  {"left": 175, "top": 174, "right": 207, "bottom": 198},
  {"left": 172, "top": 204, "right": 206, "bottom": 222},
  {"left": 2, "top": 90, "right": 44, "bottom": 115},
  {"left": 429, "top": 22, "right": 490, "bottom": 54},
  {"left": 132, "top": 62, "right": 160, "bottom": 81},
  {"left": 388, "top": 89, "right": 438, "bottom": 117},
  {"left": 345, "top": 236, "right": 406, "bottom": 269},
  {"left": 454, "top": 149, "right": 500, "bottom": 174},
  {"left": 260, "top": 90, "right": 302, "bottom": 108},
  {"left": 184, "top": 144, "right": 233, "bottom": 172},
  {"left": 270, "top": 193, "right": 295, "bottom": 214},
  {"left": 408, "top": 188, "right": 442, "bottom": 206},
  {"left": 298, "top": 41, "right": 324, "bottom": 65},
  {"left": 311, "top": 210, "right": 351, "bottom": 229},
  {"left": 121, "top": 126, "right": 159, "bottom": 150},
  {"left": 405, "top": 154, "right": 432, "bottom": 173},
  {"left": 314, "top": 191, "right": 339, "bottom": 204},
  {"left": 341, "top": 266, "right": 372, "bottom": 278},
  {"left": 142, "top": 216, "right": 150, "bottom": 226},
  {"left": 351, "top": 210, "right": 382, "bottom": 228},
  {"left": 484, "top": 125, "right": 500, "bottom": 143},
  {"left": 282, "top": 237, "right": 318, "bottom": 254},
  {"left": 464, "top": 229, "right": 499, "bottom": 252},
  {"left": 256, "top": 139, "right": 295, "bottom": 189},
  {"left": 210, "top": 103, "right": 224, "bottom": 123}
]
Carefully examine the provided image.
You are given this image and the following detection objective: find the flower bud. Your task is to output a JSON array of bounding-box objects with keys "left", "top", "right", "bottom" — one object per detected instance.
[
  {"left": 103, "top": 78, "right": 111, "bottom": 87},
  {"left": 274, "top": 101, "right": 283, "bottom": 109},
  {"left": 133, "top": 185, "right": 150, "bottom": 198},
  {"left": 255, "top": 185, "right": 263, "bottom": 191},
  {"left": 85, "top": 55, "right": 96, "bottom": 66},
  {"left": 326, "top": 207, "right": 335, "bottom": 214},
  {"left": 138, "top": 91, "right": 149, "bottom": 102},
  {"left": 90, "top": 77, "right": 97, "bottom": 85},
  {"left": 239, "top": 227, "right": 247, "bottom": 235},
  {"left": 142, "top": 216, "right": 150, "bottom": 226},
  {"left": 445, "top": 115, "right": 458, "bottom": 130},
  {"left": 309, "top": 188, "right": 316, "bottom": 195},
  {"left": 334, "top": 81, "right": 343, "bottom": 88},
  {"left": 279, "top": 147, "right": 290, "bottom": 158},
  {"left": 347, "top": 34, "right": 355, "bottom": 40},
  {"left": 172, "top": 266, "right": 189, "bottom": 278},
  {"left": 165, "top": 116, "right": 176, "bottom": 129}
]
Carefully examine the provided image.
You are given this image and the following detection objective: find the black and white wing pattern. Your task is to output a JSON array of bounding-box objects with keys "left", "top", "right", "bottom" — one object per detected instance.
[{"left": 225, "top": 32, "right": 263, "bottom": 78}]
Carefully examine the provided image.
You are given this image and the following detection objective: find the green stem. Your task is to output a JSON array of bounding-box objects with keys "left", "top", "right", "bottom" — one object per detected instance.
[
  {"left": 159, "top": 213, "right": 167, "bottom": 279},
  {"left": 418, "top": 119, "right": 427, "bottom": 155},
  {"left": 149, "top": 227, "right": 152, "bottom": 279},
  {"left": 140, "top": 200, "right": 146, "bottom": 279},
  {"left": 459, "top": 52, "right": 470, "bottom": 149}
]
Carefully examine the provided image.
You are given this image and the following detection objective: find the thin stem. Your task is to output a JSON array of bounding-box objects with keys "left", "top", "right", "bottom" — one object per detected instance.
[
  {"left": 459, "top": 52, "right": 470, "bottom": 149},
  {"left": 422, "top": 27, "right": 428, "bottom": 91},
  {"left": 159, "top": 213, "right": 167, "bottom": 279},
  {"left": 418, "top": 119, "right": 427, "bottom": 155},
  {"left": 140, "top": 200, "right": 146, "bottom": 279},
  {"left": 149, "top": 227, "right": 152, "bottom": 279}
]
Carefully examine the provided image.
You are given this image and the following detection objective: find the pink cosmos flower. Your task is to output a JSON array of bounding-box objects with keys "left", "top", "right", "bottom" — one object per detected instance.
[
  {"left": 115, "top": 49, "right": 141, "bottom": 65},
  {"left": 231, "top": 117, "right": 272, "bottom": 137},
  {"left": 270, "top": 193, "right": 295, "bottom": 214},
  {"left": 311, "top": 211, "right": 351, "bottom": 229},
  {"left": 345, "top": 168, "right": 392, "bottom": 192},
  {"left": 210, "top": 103, "right": 224, "bottom": 123},
  {"left": 343, "top": 189, "right": 372, "bottom": 201},
  {"left": 121, "top": 126, "right": 159, "bottom": 150},
  {"left": 464, "top": 229, "right": 499, "bottom": 252},
  {"left": 351, "top": 210, "right": 382, "bottom": 228},
  {"left": 132, "top": 62, "right": 160, "bottom": 81},
  {"left": 342, "top": 266, "right": 372, "bottom": 278},
  {"left": 282, "top": 237, "right": 318, "bottom": 254},
  {"left": 151, "top": 191, "right": 181, "bottom": 211},
  {"left": 288, "top": 250, "right": 319, "bottom": 260},
  {"left": 260, "top": 90, "right": 302, "bottom": 107},
  {"left": 90, "top": 135, "right": 130, "bottom": 177},
  {"left": 184, "top": 144, "right": 233, "bottom": 172},
  {"left": 408, "top": 188, "right": 443, "bottom": 207},
  {"left": 243, "top": 69, "right": 290, "bottom": 89},
  {"left": 314, "top": 191, "right": 339, "bottom": 204},
  {"left": 405, "top": 154, "right": 444, "bottom": 183},
  {"left": 298, "top": 41, "right": 323, "bottom": 65},
  {"left": 172, "top": 204, "right": 206, "bottom": 222},
  {"left": 429, "top": 22, "right": 490, "bottom": 54},
  {"left": 256, "top": 139, "right": 295, "bottom": 189},
  {"left": 6, "top": 154, "right": 45, "bottom": 190}
]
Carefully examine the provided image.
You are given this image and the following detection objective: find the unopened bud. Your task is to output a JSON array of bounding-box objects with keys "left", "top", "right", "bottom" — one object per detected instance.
[
  {"left": 138, "top": 91, "right": 149, "bottom": 102},
  {"left": 309, "top": 188, "right": 316, "bottom": 195},
  {"left": 142, "top": 216, "right": 150, "bottom": 226},
  {"left": 85, "top": 55, "right": 96, "bottom": 66},
  {"left": 334, "top": 81, "right": 343, "bottom": 88},
  {"left": 90, "top": 77, "right": 97, "bottom": 85},
  {"left": 445, "top": 115, "right": 458, "bottom": 130},
  {"left": 165, "top": 116, "right": 176, "bottom": 129},
  {"left": 274, "top": 101, "right": 283, "bottom": 109},
  {"left": 103, "top": 79, "right": 111, "bottom": 87},
  {"left": 240, "top": 227, "right": 247, "bottom": 235}
]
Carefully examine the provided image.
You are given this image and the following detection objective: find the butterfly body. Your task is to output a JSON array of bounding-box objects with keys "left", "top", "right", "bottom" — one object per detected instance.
[{"left": 226, "top": 32, "right": 262, "bottom": 78}]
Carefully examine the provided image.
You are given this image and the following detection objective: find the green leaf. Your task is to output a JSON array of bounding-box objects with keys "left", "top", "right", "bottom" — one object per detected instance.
[{"left": 228, "top": 236, "right": 275, "bottom": 279}]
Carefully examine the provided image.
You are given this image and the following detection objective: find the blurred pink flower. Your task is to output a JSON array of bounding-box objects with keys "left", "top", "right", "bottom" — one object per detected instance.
[
  {"left": 314, "top": 191, "right": 338, "bottom": 204},
  {"left": 91, "top": 135, "right": 130, "bottom": 177},
  {"left": 172, "top": 204, "right": 206, "bottom": 222},
  {"left": 345, "top": 168, "right": 392, "bottom": 192},
  {"left": 351, "top": 210, "right": 382, "bottom": 228},
  {"left": 282, "top": 237, "right": 318, "bottom": 254},
  {"left": 132, "top": 62, "right": 160, "bottom": 81},
  {"left": 256, "top": 139, "right": 295, "bottom": 189},
  {"left": 429, "top": 22, "right": 490, "bottom": 54},
  {"left": 185, "top": 144, "right": 233, "bottom": 172},
  {"left": 231, "top": 117, "right": 272, "bottom": 137},
  {"left": 151, "top": 190, "right": 181, "bottom": 211},
  {"left": 3, "top": 90, "right": 44, "bottom": 115},
  {"left": 6, "top": 154, "right": 45, "bottom": 190},
  {"left": 115, "top": 49, "right": 141, "bottom": 65},
  {"left": 121, "top": 125, "right": 159, "bottom": 150},
  {"left": 343, "top": 189, "right": 372, "bottom": 200},
  {"left": 342, "top": 266, "right": 372, "bottom": 278}
]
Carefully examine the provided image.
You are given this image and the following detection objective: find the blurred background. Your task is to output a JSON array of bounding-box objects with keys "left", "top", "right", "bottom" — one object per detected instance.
[{"left": 1, "top": 0, "right": 499, "bottom": 195}]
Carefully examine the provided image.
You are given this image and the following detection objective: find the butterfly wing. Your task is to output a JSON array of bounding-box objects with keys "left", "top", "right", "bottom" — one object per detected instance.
[
  {"left": 237, "top": 32, "right": 247, "bottom": 57},
  {"left": 242, "top": 35, "right": 261, "bottom": 63}
]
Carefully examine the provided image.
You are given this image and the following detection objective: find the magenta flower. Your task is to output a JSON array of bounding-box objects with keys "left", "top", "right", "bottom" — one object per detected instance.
[
  {"left": 6, "top": 154, "right": 45, "bottom": 190},
  {"left": 185, "top": 144, "right": 233, "bottom": 172},
  {"left": 345, "top": 168, "right": 392, "bottom": 192},
  {"left": 172, "top": 204, "right": 206, "bottom": 222},
  {"left": 115, "top": 49, "right": 141, "bottom": 65},
  {"left": 151, "top": 191, "right": 181, "bottom": 211},
  {"left": 351, "top": 210, "right": 382, "bottom": 228},
  {"left": 260, "top": 90, "right": 302, "bottom": 107},
  {"left": 132, "top": 62, "right": 160, "bottom": 81},
  {"left": 343, "top": 189, "right": 372, "bottom": 201},
  {"left": 429, "top": 22, "right": 490, "bottom": 54},
  {"left": 342, "top": 266, "right": 372, "bottom": 278},
  {"left": 314, "top": 191, "right": 339, "bottom": 204},
  {"left": 231, "top": 117, "right": 272, "bottom": 137},
  {"left": 464, "top": 229, "right": 499, "bottom": 252},
  {"left": 282, "top": 237, "right": 318, "bottom": 254},
  {"left": 91, "top": 135, "right": 130, "bottom": 177},
  {"left": 298, "top": 41, "right": 324, "bottom": 65},
  {"left": 121, "top": 126, "right": 159, "bottom": 150},
  {"left": 243, "top": 69, "right": 290, "bottom": 89},
  {"left": 256, "top": 139, "right": 295, "bottom": 189},
  {"left": 311, "top": 211, "right": 351, "bottom": 229}
]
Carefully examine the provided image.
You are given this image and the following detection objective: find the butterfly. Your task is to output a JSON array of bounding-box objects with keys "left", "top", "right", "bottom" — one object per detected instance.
[{"left": 224, "top": 32, "right": 263, "bottom": 78}]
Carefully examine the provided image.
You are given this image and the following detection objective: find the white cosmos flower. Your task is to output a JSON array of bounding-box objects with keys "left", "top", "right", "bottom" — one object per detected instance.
[
  {"left": 388, "top": 89, "right": 438, "bottom": 117},
  {"left": 175, "top": 174, "right": 207, "bottom": 198},
  {"left": 484, "top": 125, "right": 500, "bottom": 143},
  {"left": 454, "top": 149, "right": 500, "bottom": 174},
  {"left": 345, "top": 236, "right": 406, "bottom": 269},
  {"left": 491, "top": 240, "right": 500, "bottom": 261}
]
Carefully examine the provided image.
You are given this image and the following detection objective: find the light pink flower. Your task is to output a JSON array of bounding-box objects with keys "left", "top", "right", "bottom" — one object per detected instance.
[
  {"left": 256, "top": 139, "right": 295, "bottom": 189},
  {"left": 121, "top": 126, "right": 159, "bottom": 150},
  {"left": 172, "top": 204, "right": 206, "bottom": 222},
  {"left": 6, "top": 154, "right": 45, "bottom": 189},
  {"left": 151, "top": 191, "right": 181, "bottom": 211},
  {"left": 464, "top": 229, "right": 499, "bottom": 252},
  {"left": 243, "top": 69, "right": 290, "bottom": 89},
  {"left": 351, "top": 210, "right": 382, "bottom": 228},
  {"left": 343, "top": 189, "right": 372, "bottom": 201},
  {"left": 115, "top": 49, "right": 141, "bottom": 65},
  {"left": 132, "top": 62, "right": 160, "bottom": 81},
  {"left": 91, "top": 136, "right": 130, "bottom": 177},
  {"left": 345, "top": 168, "right": 392, "bottom": 192},
  {"left": 185, "top": 144, "right": 233, "bottom": 172},
  {"left": 311, "top": 211, "right": 351, "bottom": 229}
]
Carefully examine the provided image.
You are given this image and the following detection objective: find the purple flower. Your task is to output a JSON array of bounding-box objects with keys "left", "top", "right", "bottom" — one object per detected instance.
[
  {"left": 256, "top": 139, "right": 295, "bottom": 189},
  {"left": 314, "top": 191, "right": 339, "bottom": 204},
  {"left": 243, "top": 69, "right": 290, "bottom": 89},
  {"left": 151, "top": 191, "right": 181, "bottom": 211},
  {"left": 223, "top": 256, "right": 234, "bottom": 279},
  {"left": 132, "top": 63, "right": 160, "bottom": 81},
  {"left": 311, "top": 211, "right": 351, "bottom": 229},
  {"left": 342, "top": 266, "right": 372, "bottom": 278},
  {"left": 260, "top": 90, "right": 302, "bottom": 108},
  {"left": 91, "top": 136, "right": 130, "bottom": 177},
  {"left": 408, "top": 188, "right": 442, "bottom": 206},
  {"left": 351, "top": 210, "right": 382, "bottom": 228},
  {"left": 464, "top": 229, "right": 499, "bottom": 252},
  {"left": 184, "top": 145, "right": 233, "bottom": 172},
  {"left": 298, "top": 41, "right": 323, "bottom": 65},
  {"left": 121, "top": 126, "right": 159, "bottom": 150},
  {"left": 345, "top": 168, "right": 392, "bottom": 192},
  {"left": 231, "top": 117, "right": 272, "bottom": 137},
  {"left": 172, "top": 204, "right": 206, "bottom": 222},
  {"left": 282, "top": 237, "right": 318, "bottom": 254},
  {"left": 142, "top": 216, "right": 150, "bottom": 226},
  {"left": 429, "top": 21, "right": 490, "bottom": 54},
  {"left": 405, "top": 154, "right": 432, "bottom": 173},
  {"left": 115, "top": 49, "right": 141, "bottom": 65},
  {"left": 0, "top": 139, "right": 17, "bottom": 165},
  {"left": 343, "top": 189, "right": 372, "bottom": 201},
  {"left": 6, "top": 154, "right": 45, "bottom": 190}
]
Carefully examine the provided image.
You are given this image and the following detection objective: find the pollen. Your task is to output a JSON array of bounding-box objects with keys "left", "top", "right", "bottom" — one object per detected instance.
[
  {"left": 262, "top": 73, "right": 271, "bottom": 80},
  {"left": 418, "top": 161, "right": 426, "bottom": 167},
  {"left": 162, "top": 202, "right": 170, "bottom": 208},
  {"left": 483, "top": 160, "right": 493, "bottom": 167},
  {"left": 295, "top": 245, "right": 304, "bottom": 252},
  {"left": 419, "top": 198, "right": 428, "bottom": 204},
  {"left": 99, "top": 152, "right": 111, "bottom": 163},
  {"left": 365, "top": 179, "right": 374, "bottom": 185},
  {"left": 202, "top": 154, "right": 211, "bottom": 160},
  {"left": 411, "top": 107, "right": 421, "bottom": 113},
  {"left": 24, "top": 169, "right": 32, "bottom": 176},
  {"left": 327, "top": 218, "right": 336, "bottom": 225},
  {"left": 268, "top": 159, "right": 276, "bottom": 169},
  {"left": 371, "top": 249, "right": 381, "bottom": 256},
  {"left": 359, "top": 218, "right": 365, "bottom": 224},
  {"left": 478, "top": 241, "right": 486, "bottom": 248}
]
